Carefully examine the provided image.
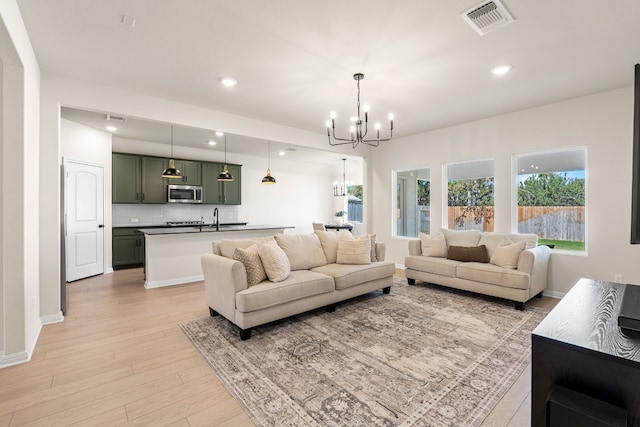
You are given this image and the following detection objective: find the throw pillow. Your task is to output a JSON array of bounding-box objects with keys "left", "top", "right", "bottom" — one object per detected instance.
[
  {"left": 490, "top": 239, "right": 527, "bottom": 269},
  {"left": 440, "top": 228, "right": 482, "bottom": 247},
  {"left": 336, "top": 233, "right": 371, "bottom": 265},
  {"left": 233, "top": 244, "right": 267, "bottom": 286},
  {"left": 314, "top": 230, "right": 347, "bottom": 264},
  {"left": 446, "top": 245, "right": 490, "bottom": 263},
  {"left": 258, "top": 240, "right": 290, "bottom": 282},
  {"left": 275, "top": 233, "right": 328, "bottom": 270},
  {"left": 369, "top": 233, "right": 378, "bottom": 262},
  {"left": 218, "top": 236, "right": 275, "bottom": 258},
  {"left": 419, "top": 233, "right": 447, "bottom": 257}
]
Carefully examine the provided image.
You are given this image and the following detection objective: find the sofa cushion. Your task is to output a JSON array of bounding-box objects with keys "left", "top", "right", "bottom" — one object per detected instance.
[
  {"left": 507, "top": 233, "right": 538, "bottom": 249},
  {"left": 456, "top": 262, "right": 531, "bottom": 290},
  {"left": 233, "top": 244, "right": 267, "bottom": 286},
  {"left": 419, "top": 233, "right": 447, "bottom": 257},
  {"left": 490, "top": 239, "right": 527, "bottom": 269},
  {"left": 478, "top": 233, "right": 507, "bottom": 259},
  {"left": 235, "top": 270, "right": 334, "bottom": 313},
  {"left": 218, "top": 236, "right": 275, "bottom": 258},
  {"left": 336, "top": 233, "right": 371, "bottom": 265},
  {"left": 315, "top": 230, "right": 350, "bottom": 264},
  {"left": 446, "top": 245, "right": 490, "bottom": 263},
  {"left": 441, "top": 229, "right": 481, "bottom": 247},
  {"left": 312, "top": 261, "right": 395, "bottom": 290},
  {"left": 275, "top": 233, "right": 328, "bottom": 270},
  {"left": 404, "top": 255, "right": 462, "bottom": 277},
  {"left": 258, "top": 241, "right": 290, "bottom": 282}
]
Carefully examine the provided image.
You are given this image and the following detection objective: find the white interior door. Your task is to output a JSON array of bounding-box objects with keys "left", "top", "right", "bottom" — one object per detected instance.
[{"left": 65, "top": 159, "right": 104, "bottom": 282}]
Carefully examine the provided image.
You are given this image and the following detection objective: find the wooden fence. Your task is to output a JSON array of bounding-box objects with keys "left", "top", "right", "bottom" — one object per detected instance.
[{"left": 446, "top": 206, "right": 585, "bottom": 241}]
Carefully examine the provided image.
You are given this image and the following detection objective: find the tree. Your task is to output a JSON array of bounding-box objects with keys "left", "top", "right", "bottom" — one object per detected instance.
[
  {"left": 417, "top": 179, "right": 430, "bottom": 205},
  {"left": 518, "top": 173, "right": 584, "bottom": 206},
  {"left": 448, "top": 178, "right": 494, "bottom": 226}
]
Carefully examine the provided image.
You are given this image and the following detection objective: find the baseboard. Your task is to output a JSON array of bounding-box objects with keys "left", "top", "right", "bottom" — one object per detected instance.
[
  {"left": 41, "top": 311, "right": 64, "bottom": 325},
  {"left": 0, "top": 350, "right": 30, "bottom": 368},
  {"left": 144, "top": 274, "right": 203, "bottom": 289},
  {"left": 543, "top": 289, "right": 566, "bottom": 299}
]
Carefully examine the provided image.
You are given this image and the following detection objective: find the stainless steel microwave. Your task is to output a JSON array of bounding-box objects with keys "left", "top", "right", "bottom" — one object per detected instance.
[{"left": 167, "top": 184, "right": 203, "bottom": 204}]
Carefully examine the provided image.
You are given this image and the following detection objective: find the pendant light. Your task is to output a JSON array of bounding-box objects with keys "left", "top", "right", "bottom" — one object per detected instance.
[
  {"left": 217, "top": 133, "right": 234, "bottom": 181},
  {"left": 261, "top": 141, "right": 276, "bottom": 184},
  {"left": 161, "top": 125, "right": 182, "bottom": 178}
]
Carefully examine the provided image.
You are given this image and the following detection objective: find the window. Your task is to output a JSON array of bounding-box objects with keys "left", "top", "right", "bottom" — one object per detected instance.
[
  {"left": 445, "top": 159, "right": 495, "bottom": 232},
  {"left": 395, "top": 168, "right": 430, "bottom": 237},
  {"left": 514, "top": 148, "right": 586, "bottom": 251}
]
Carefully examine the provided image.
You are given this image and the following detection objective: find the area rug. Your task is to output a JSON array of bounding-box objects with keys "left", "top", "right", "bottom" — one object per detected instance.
[{"left": 179, "top": 279, "right": 549, "bottom": 426}]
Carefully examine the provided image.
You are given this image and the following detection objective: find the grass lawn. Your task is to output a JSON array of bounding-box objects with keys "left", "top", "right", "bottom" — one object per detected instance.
[{"left": 538, "top": 239, "right": 584, "bottom": 251}]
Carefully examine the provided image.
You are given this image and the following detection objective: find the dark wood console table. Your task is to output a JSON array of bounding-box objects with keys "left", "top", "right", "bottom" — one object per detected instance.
[{"left": 532, "top": 278, "right": 640, "bottom": 426}]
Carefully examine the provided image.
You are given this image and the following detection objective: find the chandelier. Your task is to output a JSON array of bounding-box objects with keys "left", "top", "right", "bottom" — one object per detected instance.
[{"left": 326, "top": 73, "right": 394, "bottom": 148}]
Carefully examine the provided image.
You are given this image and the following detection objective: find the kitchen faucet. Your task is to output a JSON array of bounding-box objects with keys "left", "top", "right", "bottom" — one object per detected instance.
[{"left": 213, "top": 208, "right": 219, "bottom": 231}]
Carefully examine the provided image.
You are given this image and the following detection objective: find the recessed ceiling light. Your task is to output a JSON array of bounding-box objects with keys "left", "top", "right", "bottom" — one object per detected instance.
[
  {"left": 207, "top": 140, "right": 216, "bottom": 146},
  {"left": 220, "top": 78, "right": 238, "bottom": 87},
  {"left": 215, "top": 131, "right": 224, "bottom": 136},
  {"left": 491, "top": 64, "right": 512, "bottom": 75},
  {"left": 105, "top": 126, "right": 117, "bottom": 132},
  {"left": 278, "top": 151, "right": 286, "bottom": 156}
]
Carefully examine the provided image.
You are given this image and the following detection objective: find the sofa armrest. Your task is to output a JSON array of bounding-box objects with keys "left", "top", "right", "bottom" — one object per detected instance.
[
  {"left": 375, "top": 242, "right": 387, "bottom": 261},
  {"left": 517, "top": 245, "right": 551, "bottom": 297},
  {"left": 408, "top": 239, "right": 421, "bottom": 256},
  {"left": 201, "top": 253, "right": 248, "bottom": 322}
]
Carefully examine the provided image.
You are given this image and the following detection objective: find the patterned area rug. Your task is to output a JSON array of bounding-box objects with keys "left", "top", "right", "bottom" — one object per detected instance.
[{"left": 179, "top": 279, "right": 549, "bottom": 426}]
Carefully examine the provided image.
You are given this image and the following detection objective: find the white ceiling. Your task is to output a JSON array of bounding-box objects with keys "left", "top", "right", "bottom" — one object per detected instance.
[{"left": 18, "top": 0, "right": 640, "bottom": 144}]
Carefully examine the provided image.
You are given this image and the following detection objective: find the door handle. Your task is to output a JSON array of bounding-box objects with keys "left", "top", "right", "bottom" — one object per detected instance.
[{"left": 98, "top": 224, "right": 104, "bottom": 228}]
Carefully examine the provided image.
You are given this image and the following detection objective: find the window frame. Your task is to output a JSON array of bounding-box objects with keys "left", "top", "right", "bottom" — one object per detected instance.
[{"left": 392, "top": 165, "right": 431, "bottom": 239}]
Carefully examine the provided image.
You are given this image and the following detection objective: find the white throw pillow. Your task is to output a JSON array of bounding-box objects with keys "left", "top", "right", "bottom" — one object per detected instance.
[
  {"left": 258, "top": 241, "right": 290, "bottom": 282},
  {"left": 419, "top": 233, "right": 447, "bottom": 257},
  {"left": 314, "top": 230, "right": 347, "bottom": 264},
  {"left": 275, "top": 233, "right": 328, "bottom": 270},
  {"left": 233, "top": 244, "right": 267, "bottom": 286},
  {"left": 218, "top": 236, "right": 275, "bottom": 258},
  {"left": 440, "top": 228, "right": 482, "bottom": 247},
  {"left": 490, "top": 239, "right": 527, "bottom": 269},
  {"left": 336, "top": 233, "right": 371, "bottom": 265}
]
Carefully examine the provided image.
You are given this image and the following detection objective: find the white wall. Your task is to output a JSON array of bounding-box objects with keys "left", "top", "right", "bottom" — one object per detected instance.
[
  {"left": 369, "top": 87, "right": 640, "bottom": 296},
  {"left": 60, "top": 119, "right": 113, "bottom": 271},
  {"left": 0, "top": 0, "right": 41, "bottom": 367}
]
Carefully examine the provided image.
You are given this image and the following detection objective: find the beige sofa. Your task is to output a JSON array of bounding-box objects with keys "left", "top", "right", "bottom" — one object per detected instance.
[
  {"left": 202, "top": 231, "right": 395, "bottom": 339},
  {"left": 404, "top": 229, "right": 551, "bottom": 310}
]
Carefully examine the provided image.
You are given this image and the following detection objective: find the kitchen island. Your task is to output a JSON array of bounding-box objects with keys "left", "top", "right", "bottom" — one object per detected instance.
[{"left": 140, "top": 225, "right": 293, "bottom": 289}]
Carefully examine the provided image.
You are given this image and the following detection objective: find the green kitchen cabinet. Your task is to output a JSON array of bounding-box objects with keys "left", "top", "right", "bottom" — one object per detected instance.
[
  {"left": 112, "top": 228, "right": 144, "bottom": 269},
  {"left": 141, "top": 156, "right": 167, "bottom": 203},
  {"left": 172, "top": 160, "right": 202, "bottom": 186},
  {"left": 112, "top": 153, "right": 141, "bottom": 203},
  {"left": 202, "top": 162, "right": 242, "bottom": 205}
]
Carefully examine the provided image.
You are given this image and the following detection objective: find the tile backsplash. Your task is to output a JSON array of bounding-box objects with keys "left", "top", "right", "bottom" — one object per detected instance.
[{"left": 113, "top": 204, "right": 238, "bottom": 226}]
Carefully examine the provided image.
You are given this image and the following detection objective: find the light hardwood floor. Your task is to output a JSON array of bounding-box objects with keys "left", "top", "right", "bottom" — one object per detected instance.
[{"left": 0, "top": 269, "right": 558, "bottom": 426}]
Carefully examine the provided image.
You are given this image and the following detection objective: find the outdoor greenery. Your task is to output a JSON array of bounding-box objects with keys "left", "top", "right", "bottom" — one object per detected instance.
[
  {"left": 518, "top": 173, "right": 585, "bottom": 206},
  {"left": 448, "top": 178, "right": 494, "bottom": 226},
  {"left": 417, "top": 179, "right": 430, "bottom": 206},
  {"left": 538, "top": 239, "right": 585, "bottom": 251}
]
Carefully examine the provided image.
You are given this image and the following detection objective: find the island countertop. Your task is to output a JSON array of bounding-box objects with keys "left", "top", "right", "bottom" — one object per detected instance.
[
  {"left": 139, "top": 224, "right": 294, "bottom": 235},
  {"left": 141, "top": 225, "right": 294, "bottom": 289}
]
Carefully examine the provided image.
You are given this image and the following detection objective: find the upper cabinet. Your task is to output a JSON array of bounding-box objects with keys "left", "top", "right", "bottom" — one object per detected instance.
[
  {"left": 113, "top": 153, "right": 241, "bottom": 205},
  {"left": 140, "top": 156, "right": 167, "bottom": 203},
  {"left": 202, "top": 162, "right": 242, "bottom": 205},
  {"left": 113, "top": 153, "right": 141, "bottom": 203},
  {"left": 172, "top": 160, "right": 202, "bottom": 186}
]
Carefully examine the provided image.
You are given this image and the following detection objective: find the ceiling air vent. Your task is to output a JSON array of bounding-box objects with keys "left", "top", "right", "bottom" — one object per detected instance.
[
  {"left": 461, "top": 0, "right": 514, "bottom": 36},
  {"left": 106, "top": 114, "right": 126, "bottom": 123}
]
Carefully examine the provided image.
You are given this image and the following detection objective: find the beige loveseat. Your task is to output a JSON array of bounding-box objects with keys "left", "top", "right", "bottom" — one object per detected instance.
[
  {"left": 404, "top": 229, "right": 551, "bottom": 310},
  {"left": 202, "top": 231, "right": 395, "bottom": 339}
]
